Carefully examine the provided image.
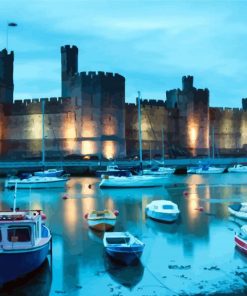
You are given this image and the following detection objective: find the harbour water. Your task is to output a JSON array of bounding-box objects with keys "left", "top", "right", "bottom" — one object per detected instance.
[{"left": 0, "top": 174, "right": 247, "bottom": 295}]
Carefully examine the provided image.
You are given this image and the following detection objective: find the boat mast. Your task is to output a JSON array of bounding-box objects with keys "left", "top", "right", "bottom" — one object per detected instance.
[
  {"left": 13, "top": 183, "right": 17, "bottom": 212},
  {"left": 41, "top": 99, "right": 45, "bottom": 167},
  {"left": 212, "top": 125, "right": 215, "bottom": 160},
  {"left": 137, "top": 91, "right": 143, "bottom": 171},
  {"left": 162, "top": 127, "right": 165, "bottom": 166}
]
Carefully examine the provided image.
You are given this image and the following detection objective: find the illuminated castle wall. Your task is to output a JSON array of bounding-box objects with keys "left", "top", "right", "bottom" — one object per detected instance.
[{"left": 0, "top": 46, "right": 246, "bottom": 160}]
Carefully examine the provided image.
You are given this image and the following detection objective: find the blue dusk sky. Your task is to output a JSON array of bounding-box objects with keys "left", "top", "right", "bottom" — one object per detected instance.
[{"left": 0, "top": 0, "right": 247, "bottom": 107}]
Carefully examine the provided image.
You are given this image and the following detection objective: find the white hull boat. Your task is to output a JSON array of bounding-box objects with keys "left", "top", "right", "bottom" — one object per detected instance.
[
  {"left": 85, "top": 210, "right": 118, "bottom": 231},
  {"left": 34, "top": 168, "right": 64, "bottom": 177},
  {"left": 228, "top": 203, "right": 247, "bottom": 220},
  {"left": 235, "top": 225, "right": 247, "bottom": 254},
  {"left": 5, "top": 176, "right": 68, "bottom": 189},
  {"left": 194, "top": 166, "right": 224, "bottom": 174},
  {"left": 228, "top": 164, "right": 247, "bottom": 173},
  {"left": 99, "top": 175, "right": 166, "bottom": 188},
  {"left": 146, "top": 200, "right": 180, "bottom": 222},
  {"left": 143, "top": 167, "right": 175, "bottom": 176}
]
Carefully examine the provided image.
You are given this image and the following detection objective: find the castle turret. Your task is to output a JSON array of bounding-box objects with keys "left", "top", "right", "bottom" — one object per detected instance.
[
  {"left": 0, "top": 49, "right": 14, "bottom": 103},
  {"left": 61, "top": 45, "right": 78, "bottom": 97},
  {"left": 182, "top": 75, "right": 193, "bottom": 91}
]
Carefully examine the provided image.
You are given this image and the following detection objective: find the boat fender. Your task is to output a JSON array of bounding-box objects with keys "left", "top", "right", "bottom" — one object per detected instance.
[
  {"left": 114, "top": 210, "right": 119, "bottom": 216},
  {"left": 183, "top": 191, "right": 188, "bottom": 196},
  {"left": 84, "top": 213, "right": 88, "bottom": 219},
  {"left": 62, "top": 195, "right": 68, "bottom": 200},
  {"left": 41, "top": 213, "right": 47, "bottom": 220}
]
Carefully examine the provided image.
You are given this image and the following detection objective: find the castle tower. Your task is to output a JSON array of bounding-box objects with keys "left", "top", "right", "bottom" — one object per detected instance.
[
  {"left": 0, "top": 49, "right": 14, "bottom": 103},
  {"left": 182, "top": 75, "right": 193, "bottom": 91},
  {"left": 61, "top": 45, "right": 78, "bottom": 97}
]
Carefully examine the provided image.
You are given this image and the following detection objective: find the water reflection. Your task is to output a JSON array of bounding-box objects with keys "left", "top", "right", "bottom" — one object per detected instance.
[
  {"left": 0, "top": 259, "right": 51, "bottom": 296},
  {"left": 104, "top": 254, "right": 144, "bottom": 289}
]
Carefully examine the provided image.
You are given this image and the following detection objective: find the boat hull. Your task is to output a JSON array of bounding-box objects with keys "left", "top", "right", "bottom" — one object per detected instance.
[
  {"left": 195, "top": 168, "right": 224, "bottom": 174},
  {"left": 228, "top": 206, "right": 247, "bottom": 220},
  {"left": 88, "top": 219, "right": 116, "bottom": 231},
  {"left": 106, "top": 245, "right": 144, "bottom": 265},
  {"left": 99, "top": 176, "right": 165, "bottom": 188},
  {"left": 235, "top": 235, "right": 247, "bottom": 254},
  {"left": 146, "top": 208, "right": 179, "bottom": 222},
  {"left": 5, "top": 179, "right": 67, "bottom": 189},
  {"left": 0, "top": 241, "right": 50, "bottom": 285}
]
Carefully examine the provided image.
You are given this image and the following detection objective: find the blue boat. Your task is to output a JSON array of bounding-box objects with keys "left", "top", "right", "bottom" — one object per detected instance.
[
  {"left": 103, "top": 232, "right": 145, "bottom": 265},
  {"left": 0, "top": 209, "right": 51, "bottom": 285}
]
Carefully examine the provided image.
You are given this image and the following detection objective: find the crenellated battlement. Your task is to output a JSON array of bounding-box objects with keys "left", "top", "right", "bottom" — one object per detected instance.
[
  {"left": 210, "top": 106, "right": 246, "bottom": 114},
  {"left": 72, "top": 71, "right": 125, "bottom": 80},
  {"left": 0, "top": 49, "right": 14, "bottom": 58}
]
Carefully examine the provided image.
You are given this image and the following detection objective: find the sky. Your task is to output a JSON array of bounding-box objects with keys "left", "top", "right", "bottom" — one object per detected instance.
[{"left": 1, "top": 0, "right": 247, "bottom": 107}]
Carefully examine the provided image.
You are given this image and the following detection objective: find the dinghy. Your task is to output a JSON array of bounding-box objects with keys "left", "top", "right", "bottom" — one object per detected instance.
[
  {"left": 103, "top": 232, "right": 145, "bottom": 265},
  {"left": 85, "top": 210, "right": 118, "bottom": 231},
  {"left": 228, "top": 164, "right": 247, "bottom": 173},
  {"left": 146, "top": 200, "right": 180, "bottom": 222}
]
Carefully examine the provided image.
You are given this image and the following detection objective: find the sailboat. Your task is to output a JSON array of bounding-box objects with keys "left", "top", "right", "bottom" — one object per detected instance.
[
  {"left": 99, "top": 92, "right": 166, "bottom": 188},
  {"left": 143, "top": 128, "right": 175, "bottom": 175},
  {"left": 5, "top": 100, "right": 69, "bottom": 189},
  {"left": 188, "top": 126, "right": 224, "bottom": 174}
]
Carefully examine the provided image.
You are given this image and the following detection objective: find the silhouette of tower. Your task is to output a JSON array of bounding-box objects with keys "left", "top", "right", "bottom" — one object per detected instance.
[
  {"left": 61, "top": 45, "right": 78, "bottom": 97},
  {"left": 0, "top": 49, "right": 14, "bottom": 103}
]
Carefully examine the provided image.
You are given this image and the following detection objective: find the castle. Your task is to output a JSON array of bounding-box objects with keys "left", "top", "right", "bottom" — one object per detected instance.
[{"left": 0, "top": 45, "right": 246, "bottom": 160}]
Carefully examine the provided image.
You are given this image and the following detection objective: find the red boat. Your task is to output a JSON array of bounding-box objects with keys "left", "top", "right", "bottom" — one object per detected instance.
[{"left": 235, "top": 225, "right": 247, "bottom": 254}]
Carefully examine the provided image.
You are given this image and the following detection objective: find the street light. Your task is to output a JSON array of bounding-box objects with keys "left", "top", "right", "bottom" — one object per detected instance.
[{"left": 6, "top": 22, "right": 17, "bottom": 50}]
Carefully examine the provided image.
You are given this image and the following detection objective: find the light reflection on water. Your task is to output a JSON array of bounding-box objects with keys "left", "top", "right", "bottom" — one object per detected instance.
[{"left": 0, "top": 174, "right": 247, "bottom": 295}]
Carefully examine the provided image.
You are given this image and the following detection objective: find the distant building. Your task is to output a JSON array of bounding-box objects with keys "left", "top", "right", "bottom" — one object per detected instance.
[{"left": 0, "top": 45, "right": 246, "bottom": 160}]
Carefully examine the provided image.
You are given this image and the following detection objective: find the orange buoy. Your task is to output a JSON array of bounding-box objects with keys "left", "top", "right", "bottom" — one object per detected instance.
[
  {"left": 199, "top": 206, "right": 204, "bottom": 212},
  {"left": 183, "top": 191, "right": 188, "bottom": 196},
  {"left": 114, "top": 210, "right": 119, "bottom": 216},
  {"left": 88, "top": 184, "right": 92, "bottom": 189},
  {"left": 62, "top": 195, "right": 68, "bottom": 200},
  {"left": 84, "top": 213, "right": 88, "bottom": 219}
]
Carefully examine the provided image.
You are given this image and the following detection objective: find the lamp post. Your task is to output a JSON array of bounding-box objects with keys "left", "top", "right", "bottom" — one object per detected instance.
[{"left": 6, "top": 22, "right": 17, "bottom": 50}]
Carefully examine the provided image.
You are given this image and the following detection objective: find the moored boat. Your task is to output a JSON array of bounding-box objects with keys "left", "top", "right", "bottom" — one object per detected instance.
[
  {"left": 103, "top": 232, "right": 145, "bottom": 265},
  {"left": 34, "top": 168, "right": 64, "bottom": 177},
  {"left": 235, "top": 225, "right": 247, "bottom": 254},
  {"left": 146, "top": 200, "right": 180, "bottom": 222},
  {"left": 0, "top": 209, "right": 51, "bottom": 285},
  {"left": 143, "top": 166, "right": 175, "bottom": 176},
  {"left": 99, "top": 175, "right": 166, "bottom": 188},
  {"left": 5, "top": 176, "right": 68, "bottom": 189},
  {"left": 194, "top": 166, "right": 224, "bottom": 174},
  {"left": 96, "top": 165, "right": 131, "bottom": 177},
  {"left": 228, "top": 203, "right": 247, "bottom": 220},
  {"left": 85, "top": 210, "right": 118, "bottom": 231},
  {"left": 228, "top": 164, "right": 247, "bottom": 173}
]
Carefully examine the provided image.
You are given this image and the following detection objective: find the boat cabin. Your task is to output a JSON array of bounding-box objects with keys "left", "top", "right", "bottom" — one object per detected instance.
[{"left": 0, "top": 211, "right": 43, "bottom": 249}]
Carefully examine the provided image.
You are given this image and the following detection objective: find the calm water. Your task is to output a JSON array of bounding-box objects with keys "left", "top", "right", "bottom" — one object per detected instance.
[{"left": 0, "top": 174, "right": 247, "bottom": 296}]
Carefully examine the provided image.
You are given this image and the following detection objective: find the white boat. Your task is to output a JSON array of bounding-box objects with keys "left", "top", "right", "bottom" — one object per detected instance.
[
  {"left": 146, "top": 200, "right": 180, "bottom": 222},
  {"left": 85, "top": 210, "right": 118, "bottom": 231},
  {"left": 228, "top": 203, "right": 247, "bottom": 220},
  {"left": 194, "top": 166, "right": 224, "bottom": 174},
  {"left": 5, "top": 176, "right": 68, "bottom": 189},
  {"left": 228, "top": 164, "right": 247, "bottom": 173},
  {"left": 34, "top": 168, "right": 64, "bottom": 177},
  {"left": 96, "top": 165, "right": 131, "bottom": 177},
  {"left": 103, "top": 232, "right": 145, "bottom": 265},
  {"left": 99, "top": 175, "right": 166, "bottom": 188},
  {"left": 143, "top": 166, "right": 175, "bottom": 175}
]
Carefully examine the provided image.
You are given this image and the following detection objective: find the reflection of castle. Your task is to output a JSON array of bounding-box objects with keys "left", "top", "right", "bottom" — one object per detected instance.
[{"left": 0, "top": 45, "right": 247, "bottom": 159}]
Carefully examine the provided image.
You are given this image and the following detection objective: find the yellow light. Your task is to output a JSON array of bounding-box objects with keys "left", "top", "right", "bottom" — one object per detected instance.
[
  {"left": 102, "top": 141, "right": 117, "bottom": 159},
  {"left": 81, "top": 140, "right": 97, "bottom": 155}
]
